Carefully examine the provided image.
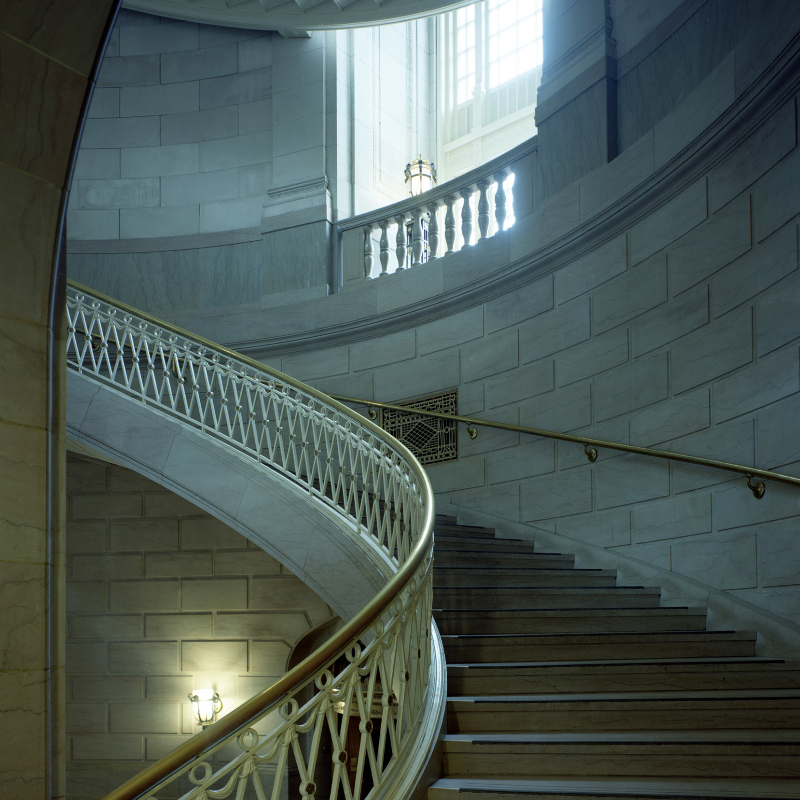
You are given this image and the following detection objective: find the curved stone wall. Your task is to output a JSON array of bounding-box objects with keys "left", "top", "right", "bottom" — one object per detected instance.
[{"left": 146, "top": 2, "right": 800, "bottom": 652}]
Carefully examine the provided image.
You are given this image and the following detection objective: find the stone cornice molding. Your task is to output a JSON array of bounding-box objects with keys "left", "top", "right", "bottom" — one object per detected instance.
[{"left": 227, "top": 29, "right": 800, "bottom": 357}]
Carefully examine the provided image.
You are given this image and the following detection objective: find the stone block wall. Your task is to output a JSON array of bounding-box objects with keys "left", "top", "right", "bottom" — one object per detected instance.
[
  {"left": 67, "top": 9, "right": 275, "bottom": 242},
  {"left": 65, "top": 454, "right": 336, "bottom": 799},
  {"left": 248, "top": 66, "right": 800, "bottom": 641}
]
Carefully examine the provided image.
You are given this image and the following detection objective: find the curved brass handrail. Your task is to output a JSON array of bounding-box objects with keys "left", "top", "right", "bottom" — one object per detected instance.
[
  {"left": 66, "top": 280, "right": 436, "bottom": 800},
  {"left": 328, "top": 394, "right": 800, "bottom": 500}
]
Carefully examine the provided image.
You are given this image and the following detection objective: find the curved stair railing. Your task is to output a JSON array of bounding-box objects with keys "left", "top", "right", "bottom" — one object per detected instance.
[{"left": 66, "top": 280, "right": 438, "bottom": 800}]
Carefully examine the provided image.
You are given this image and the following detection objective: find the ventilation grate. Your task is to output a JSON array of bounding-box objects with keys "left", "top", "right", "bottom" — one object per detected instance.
[{"left": 381, "top": 390, "right": 458, "bottom": 466}]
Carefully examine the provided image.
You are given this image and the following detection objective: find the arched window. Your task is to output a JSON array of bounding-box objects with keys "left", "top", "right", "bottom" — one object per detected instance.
[{"left": 440, "top": 0, "right": 543, "bottom": 178}]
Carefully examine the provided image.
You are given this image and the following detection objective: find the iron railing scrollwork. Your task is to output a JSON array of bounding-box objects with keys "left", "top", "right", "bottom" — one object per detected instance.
[{"left": 65, "top": 280, "right": 437, "bottom": 800}]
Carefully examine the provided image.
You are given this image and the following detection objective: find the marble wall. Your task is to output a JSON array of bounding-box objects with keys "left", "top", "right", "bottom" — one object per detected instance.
[
  {"left": 154, "top": 4, "right": 800, "bottom": 651},
  {"left": 0, "top": 1, "right": 118, "bottom": 797},
  {"left": 65, "top": 10, "right": 436, "bottom": 308},
  {"left": 64, "top": 454, "right": 336, "bottom": 800}
]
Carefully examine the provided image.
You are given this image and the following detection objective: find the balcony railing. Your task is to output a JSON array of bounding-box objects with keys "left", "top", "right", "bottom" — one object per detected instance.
[
  {"left": 339, "top": 136, "right": 535, "bottom": 283},
  {"left": 66, "top": 280, "right": 440, "bottom": 800}
]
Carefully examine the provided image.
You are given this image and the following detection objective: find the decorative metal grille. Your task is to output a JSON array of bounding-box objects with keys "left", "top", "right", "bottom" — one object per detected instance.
[{"left": 381, "top": 390, "right": 458, "bottom": 465}]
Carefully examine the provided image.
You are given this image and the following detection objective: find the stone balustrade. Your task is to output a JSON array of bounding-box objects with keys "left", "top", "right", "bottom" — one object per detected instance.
[{"left": 339, "top": 136, "right": 535, "bottom": 284}]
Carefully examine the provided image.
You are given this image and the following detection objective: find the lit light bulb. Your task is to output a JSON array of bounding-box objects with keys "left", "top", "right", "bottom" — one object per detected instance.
[{"left": 188, "top": 688, "right": 222, "bottom": 728}]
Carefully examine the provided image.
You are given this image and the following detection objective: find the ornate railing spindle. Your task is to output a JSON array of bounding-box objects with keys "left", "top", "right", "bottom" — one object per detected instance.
[
  {"left": 460, "top": 187, "right": 473, "bottom": 248},
  {"left": 444, "top": 195, "right": 456, "bottom": 255}
]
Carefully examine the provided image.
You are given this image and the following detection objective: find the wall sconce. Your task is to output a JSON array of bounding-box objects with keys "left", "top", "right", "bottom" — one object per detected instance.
[
  {"left": 404, "top": 156, "right": 437, "bottom": 196},
  {"left": 188, "top": 689, "right": 222, "bottom": 729}
]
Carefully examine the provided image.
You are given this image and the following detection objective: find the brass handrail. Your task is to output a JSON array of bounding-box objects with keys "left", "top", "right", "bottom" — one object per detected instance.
[
  {"left": 328, "top": 394, "right": 800, "bottom": 499},
  {"left": 66, "top": 280, "right": 436, "bottom": 800}
]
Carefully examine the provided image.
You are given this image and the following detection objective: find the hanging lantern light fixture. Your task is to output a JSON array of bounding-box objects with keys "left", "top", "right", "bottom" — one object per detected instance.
[{"left": 404, "top": 156, "right": 438, "bottom": 197}]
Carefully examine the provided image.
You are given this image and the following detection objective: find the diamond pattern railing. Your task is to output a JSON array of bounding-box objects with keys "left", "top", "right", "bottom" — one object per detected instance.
[{"left": 66, "top": 281, "right": 436, "bottom": 800}]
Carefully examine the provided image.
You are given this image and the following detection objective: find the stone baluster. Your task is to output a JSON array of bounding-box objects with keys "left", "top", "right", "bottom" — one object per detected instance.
[
  {"left": 494, "top": 169, "right": 508, "bottom": 232},
  {"left": 378, "top": 219, "right": 391, "bottom": 276},
  {"left": 427, "top": 201, "right": 440, "bottom": 259},
  {"left": 411, "top": 208, "right": 424, "bottom": 266},
  {"left": 460, "top": 187, "right": 474, "bottom": 248},
  {"left": 477, "top": 179, "right": 491, "bottom": 239},
  {"left": 444, "top": 195, "right": 457, "bottom": 255},
  {"left": 395, "top": 213, "right": 407, "bottom": 270},
  {"left": 363, "top": 224, "right": 374, "bottom": 278}
]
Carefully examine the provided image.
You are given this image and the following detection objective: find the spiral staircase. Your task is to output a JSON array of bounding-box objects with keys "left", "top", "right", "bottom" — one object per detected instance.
[{"left": 65, "top": 279, "right": 800, "bottom": 800}]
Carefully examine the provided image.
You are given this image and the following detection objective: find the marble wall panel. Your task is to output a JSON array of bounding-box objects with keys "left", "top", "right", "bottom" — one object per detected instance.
[
  {"left": 485, "top": 275, "right": 553, "bottom": 333},
  {"left": 671, "top": 307, "right": 753, "bottom": 395},
  {"left": 161, "top": 43, "right": 239, "bottom": 84},
  {"left": 634, "top": 492, "right": 712, "bottom": 543},
  {"left": 594, "top": 352, "right": 669, "bottom": 422},
  {"left": 120, "top": 82, "right": 199, "bottom": 117},
  {"left": 595, "top": 455, "right": 670, "bottom": 510},
  {"left": 593, "top": 255, "right": 667, "bottom": 334},
  {"left": 485, "top": 360, "right": 555, "bottom": 410},
  {"left": 119, "top": 18, "right": 199, "bottom": 57},
  {"left": 554, "top": 234, "right": 627, "bottom": 304},
  {"left": 520, "top": 296, "right": 590, "bottom": 364},
  {"left": 714, "top": 346, "right": 800, "bottom": 424},
  {"left": 161, "top": 106, "right": 239, "bottom": 146},
  {"left": 417, "top": 306, "right": 484, "bottom": 356},
  {"left": 671, "top": 531, "right": 757, "bottom": 591},
  {"left": 98, "top": 54, "right": 161, "bottom": 87},
  {"left": 557, "top": 508, "right": 631, "bottom": 548},
  {"left": 629, "top": 178, "right": 707, "bottom": 266},
  {"left": 456, "top": 328, "right": 517, "bottom": 384},
  {"left": 711, "top": 222, "right": 797, "bottom": 318},
  {"left": 631, "top": 285, "right": 709, "bottom": 358},
  {"left": 521, "top": 467, "right": 593, "bottom": 522},
  {"left": 753, "top": 145, "right": 800, "bottom": 243},
  {"left": 756, "top": 273, "right": 800, "bottom": 358}
]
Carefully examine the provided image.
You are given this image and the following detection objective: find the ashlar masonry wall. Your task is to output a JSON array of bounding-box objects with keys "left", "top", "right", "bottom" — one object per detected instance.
[
  {"left": 248, "top": 17, "right": 800, "bottom": 649},
  {"left": 65, "top": 454, "right": 336, "bottom": 799}
]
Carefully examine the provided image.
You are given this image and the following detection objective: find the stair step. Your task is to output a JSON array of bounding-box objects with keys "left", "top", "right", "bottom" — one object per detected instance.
[
  {"left": 435, "top": 515, "right": 458, "bottom": 524},
  {"left": 433, "top": 586, "right": 662, "bottom": 610},
  {"left": 434, "top": 537, "right": 536, "bottom": 553},
  {"left": 434, "top": 524, "right": 497, "bottom": 537},
  {"left": 429, "top": 777, "right": 800, "bottom": 800},
  {"left": 434, "top": 607, "right": 707, "bottom": 635},
  {"left": 441, "top": 631, "right": 756, "bottom": 663},
  {"left": 446, "top": 658, "right": 800, "bottom": 694},
  {"left": 435, "top": 550, "right": 575, "bottom": 568},
  {"left": 442, "top": 731, "right": 800, "bottom": 779},
  {"left": 447, "top": 689, "right": 800, "bottom": 732},
  {"left": 433, "top": 567, "right": 617, "bottom": 588}
]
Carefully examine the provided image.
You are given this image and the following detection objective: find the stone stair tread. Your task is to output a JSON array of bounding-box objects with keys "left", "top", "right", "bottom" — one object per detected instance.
[
  {"left": 434, "top": 585, "right": 659, "bottom": 592},
  {"left": 443, "top": 730, "right": 800, "bottom": 743},
  {"left": 429, "top": 776, "right": 800, "bottom": 798},
  {"left": 446, "top": 657, "right": 792, "bottom": 669},
  {"left": 435, "top": 607, "right": 704, "bottom": 615},
  {"left": 437, "top": 548, "right": 572, "bottom": 558},
  {"left": 435, "top": 565, "right": 604, "bottom": 570},
  {"left": 448, "top": 688, "right": 800, "bottom": 702},
  {"left": 442, "top": 631, "right": 752, "bottom": 642}
]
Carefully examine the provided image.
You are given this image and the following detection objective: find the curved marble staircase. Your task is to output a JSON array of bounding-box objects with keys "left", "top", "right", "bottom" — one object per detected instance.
[{"left": 427, "top": 515, "right": 800, "bottom": 800}]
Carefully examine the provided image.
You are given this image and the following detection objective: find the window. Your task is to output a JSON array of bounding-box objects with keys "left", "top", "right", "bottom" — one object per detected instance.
[{"left": 440, "top": 0, "right": 543, "bottom": 179}]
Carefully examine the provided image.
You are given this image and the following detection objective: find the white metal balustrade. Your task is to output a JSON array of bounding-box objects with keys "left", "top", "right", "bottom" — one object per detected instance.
[{"left": 66, "top": 282, "right": 439, "bottom": 800}]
